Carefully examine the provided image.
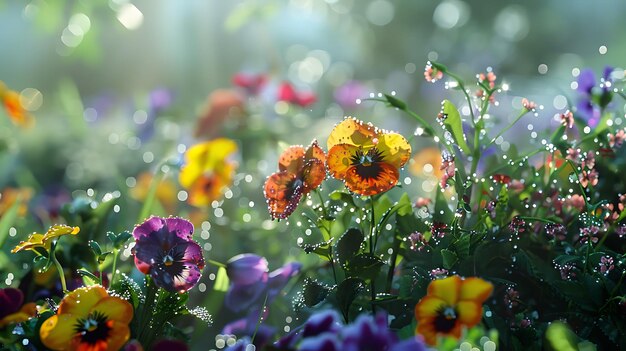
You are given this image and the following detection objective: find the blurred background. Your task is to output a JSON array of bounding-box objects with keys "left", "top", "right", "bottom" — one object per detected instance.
[{"left": 1, "top": 0, "right": 625, "bottom": 347}]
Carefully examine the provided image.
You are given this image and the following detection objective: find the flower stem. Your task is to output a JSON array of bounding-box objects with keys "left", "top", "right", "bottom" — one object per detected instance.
[
  {"left": 251, "top": 293, "right": 270, "bottom": 345},
  {"left": 51, "top": 253, "right": 67, "bottom": 293},
  {"left": 207, "top": 259, "right": 226, "bottom": 268},
  {"left": 369, "top": 197, "right": 377, "bottom": 312},
  {"left": 110, "top": 249, "right": 119, "bottom": 287},
  {"left": 486, "top": 110, "right": 529, "bottom": 150}
]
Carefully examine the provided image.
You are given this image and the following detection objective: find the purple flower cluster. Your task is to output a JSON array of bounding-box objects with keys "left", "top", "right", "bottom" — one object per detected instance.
[
  {"left": 576, "top": 66, "right": 613, "bottom": 127},
  {"left": 266, "top": 311, "right": 425, "bottom": 351}
]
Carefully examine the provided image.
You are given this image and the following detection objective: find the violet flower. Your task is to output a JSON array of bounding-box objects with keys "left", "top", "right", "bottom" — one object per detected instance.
[
  {"left": 274, "top": 312, "right": 426, "bottom": 351},
  {"left": 576, "top": 66, "right": 613, "bottom": 127},
  {"left": 132, "top": 216, "right": 205, "bottom": 292},
  {"left": 334, "top": 81, "right": 367, "bottom": 109}
]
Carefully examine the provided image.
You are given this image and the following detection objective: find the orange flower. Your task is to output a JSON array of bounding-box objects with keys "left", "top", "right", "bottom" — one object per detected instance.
[
  {"left": 194, "top": 89, "right": 245, "bottom": 139},
  {"left": 409, "top": 147, "right": 443, "bottom": 179},
  {"left": 179, "top": 138, "right": 238, "bottom": 207},
  {"left": 40, "top": 285, "right": 133, "bottom": 351},
  {"left": 130, "top": 172, "right": 177, "bottom": 213},
  {"left": 0, "top": 83, "right": 34, "bottom": 127},
  {"left": 0, "top": 187, "right": 33, "bottom": 218},
  {"left": 264, "top": 140, "right": 326, "bottom": 219},
  {"left": 414, "top": 275, "right": 493, "bottom": 346},
  {"left": 326, "top": 117, "right": 411, "bottom": 196}
]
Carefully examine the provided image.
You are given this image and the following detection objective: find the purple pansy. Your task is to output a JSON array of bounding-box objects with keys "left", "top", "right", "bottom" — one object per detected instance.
[
  {"left": 224, "top": 254, "right": 302, "bottom": 313},
  {"left": 222, "top": 255, "right": 302, "bottom": 348},
  {"left": 132, "top": 216, "right": 205, "bottom": 293}
]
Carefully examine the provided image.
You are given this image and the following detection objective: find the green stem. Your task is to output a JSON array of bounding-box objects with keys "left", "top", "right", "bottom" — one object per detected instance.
[
  {"left": 486, "top": 110, "right": 529, "bottom": 150},
  {"left": 207, "top": 259, "right": 226, "bottom": 268},
  {"left": 369, "top": 197, "right": 377, "bottom": 312},
  {"left": 138, "top": 277, "right": 158, "bottom": 345},
  {"left": 315, "top": 189, "right": 329, "bottom": 219},
  {"left": 251, "top": 293, "right": 270, "bottom": 344},
  {"left": 51, "top": 253, "right": 67, "bottom": 293},
  {"left": 385, "top": 232, "right": 401, "bottom": 294},
  {"left": 519, "top": 216, "right": 558, "bottom": 224},
  {"left": 110, "top": 249, "right": 119, "bottom": 287}
]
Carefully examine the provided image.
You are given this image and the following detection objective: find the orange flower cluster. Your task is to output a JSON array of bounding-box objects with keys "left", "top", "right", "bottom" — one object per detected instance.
[{"left": 264, "top": 117, "right": 411, "bottom": 219}]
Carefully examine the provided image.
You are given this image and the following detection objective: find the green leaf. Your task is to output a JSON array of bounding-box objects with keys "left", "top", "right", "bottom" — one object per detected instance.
[
  {"left": 454, "top": 234, "right": 471, "bottom": 258},
  {"left": 77, "top": 269, "right": 100, "bottom": 285},
  {"left": 544, "top": 322, "right": 578, "bottom": 351},
  {"left": 441, "top": 249, "right": 458, "bottom": 269},
  {"left": 441, "top": 100, "right": 471, "bottom": 153},
  {"left": 300, "top": 238, "right": 333, "bottom": 259},
  {"left": 213, "top": 267, "right": 229, "bottom": 292},
  {"left": 225, "top": 2, "right": 257, "bottom": 32},
  {"left": 434, "top": 185, "right": 454, "bottom": 223},
  {"left": 88, "top": 240, "right": 102, "bottom": 256},
  {"left": 301, "top": 279, "right": 331, "bottom": 307},
  {"left": 384, "top": 94, "right": 407, "bottom": 110},
  {"left": 335, "top": 228, "right": 364, "bottom": 266},
  {"left": 336, "top": 278, "right": 364, "bottom": 319},
  {"left": 345, "top": 253, "right": 385, "bottom": 281},
  {"left": 0, "top": 196, "right": 21, "bottom": 250}
]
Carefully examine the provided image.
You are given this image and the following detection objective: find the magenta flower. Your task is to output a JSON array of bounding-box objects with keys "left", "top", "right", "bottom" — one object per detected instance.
[{"left": 132, "top": 216, "right": 205, "bottom": 292}]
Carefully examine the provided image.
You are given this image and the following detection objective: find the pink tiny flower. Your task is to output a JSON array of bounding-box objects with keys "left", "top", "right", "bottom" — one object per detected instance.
[
  {"left": 579, "top": 168, "right": 599, "bottom": 188},
  {"left": 520, "top": 318, "right": 532, "bottom": 328},
  {"left": 581, "top": 151, "right": 596, "bottom": 170},
  {"left": 414, "top": 197, "right": 432, "bottom": 208},
  {"left": 565, "top": 194, "right": 586, "bottom": 212},
  {"left": 610, "top": 129, "right": 625, "bottom": 148},
  {"left": 504, "top": 287, "right": 520, "bottom": 309},
  {"left": 599, "top": 256, "right": 615, "bottom": 275},
  {"left": 560, "top": 110, "right": 574, "bottom": 128},
  {"left": 424, "top": 61, "right": 443, "bottom": 83},
  {"left": 485, "top": 200, "right": 497, "bottom": 219},
  {"left": 440, "top": 151, "right": 455, "bottom": 188},
  {"left": 557, "top": 263, "right": 577, "bottom": 280},
  {"left": 566, "top": 148, "right": 581, "bottom": 163},
  {"left": 431, "top": 222, "right": 448, "bottom": 239},
  {"left": 408, "top": 232, "right": 428, "bottom": 252},
  {"left": 429, "top": 268, "right": 448, "bottom": 279},
  {"left": 579, "top": 226, "right": 600, "bottom": 244},
  {"left": 509, "top": 216, "right": 526, "bottom": 234},
  {"left": 616, "top": 224, "right": 626, "bottom": 238},
  {"left": 545, "top": 223, "right": 566, "bottom": 241},
  {"left": 522, "top": 98, "right": 537, "bottom": 111}
]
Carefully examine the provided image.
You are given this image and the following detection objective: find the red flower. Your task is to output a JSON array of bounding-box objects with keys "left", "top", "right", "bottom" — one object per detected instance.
[
  {"left": 232, "top": 73, "right": 267, "bottom": 95},
  {"left": 277, "top": 82, "right": 316, "bottom": 107}
]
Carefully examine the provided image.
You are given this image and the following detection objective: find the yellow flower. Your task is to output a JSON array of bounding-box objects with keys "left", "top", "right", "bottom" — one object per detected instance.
[
  {"left": 40, "top": 285, "right": 133, "bottom": 351},
  {"left": 0, "top": 83, "right": 34, "bottom": 127},
  {"left": 414, "top": 275, "right": 493, "bottom": 346},
  {"left": 12, "top": 225, "right": 80, "bottom": 254},
  {"left": 179, "top": 138, "right": 238, "bottom": 206},
  {"left": 326, "top": 117, "right": 411, "bottom": 196}
]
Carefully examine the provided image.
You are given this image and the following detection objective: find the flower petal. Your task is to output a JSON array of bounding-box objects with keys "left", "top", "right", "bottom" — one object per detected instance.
[
  {"left": 459, "top": 277, "right": 493, "bottom": 303},
  {"left": 40, "top": 314, "right": 79, "bottom": 350},
  {"left": 187, "top": 173, "right": 230, "bottom": 206},
  {"left": 58, "top": 285, "right": 108, "bottom": 315},
  {"left": 263, "top": 172, "right": 303, "bottom": 220},
  {"left": 456, "top": 300, "right": 483, "bottom": 328},
  {"left": 0, "top": 288, "right": 23, "bottom": 316},
  {"left": 11, "top": 233, "right": 46, "bottom": 253},
  {"left": 278, "top": 146, "right": 306, "bottom": 173},
  {"left": 226, "top": 254, "right": 269, "bottom": 286},
  {"left": 305, "top": 140, "right": 326, "bottom": 164},
  {"left": 92, "top": 296, "right": 134, "bottom": 324},
  {"left": 427, "top": 276, "right": 461, "bottom": 306},
  {"left": 0, "top": 302, "right": 37, "bottom": 328},
  {"left": 327, "top": 144, "right": 359, "bottom": 180},
  {"left": 133, "top": 216, "right": 167, "bottom": 240},
  {"left": 301, "top": 159, "right": 326, "bottom": 193},
  {"left": 376, "top": 133, "right": 411, "bottom": 169},
  {"left": 414, "top": 296, "right": 446, "bottom": 320},
  {"left": 327, "top": 117, "right": 378, "bottom": 149},
  {"left": 103, "top": 321, "right": 131, "bottom": 351},
  {"left": 162, "top": 217, "right": 195, "bottom": 241},
  {"left": 343, "top": 162, "right": 399, "bottom": 196}
]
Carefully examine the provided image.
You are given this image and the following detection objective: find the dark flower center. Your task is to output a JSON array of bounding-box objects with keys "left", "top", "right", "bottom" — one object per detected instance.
[
  {"left": 156, "top": 244, "right": 187, "bottom": 277},
  {"left": 74, "top": 311, "right": 111, "bottom": 345},
  {"left": 350, "top": 148, "right": 385, "bottom": 180},
  {"left": 433, "top": 306, "right": 458, "bottom": 333}
]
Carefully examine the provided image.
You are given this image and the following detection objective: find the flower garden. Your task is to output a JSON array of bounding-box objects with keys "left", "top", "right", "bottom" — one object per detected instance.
[{"left": 0, "top": 2, "right": 625, "bottom": 351}]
